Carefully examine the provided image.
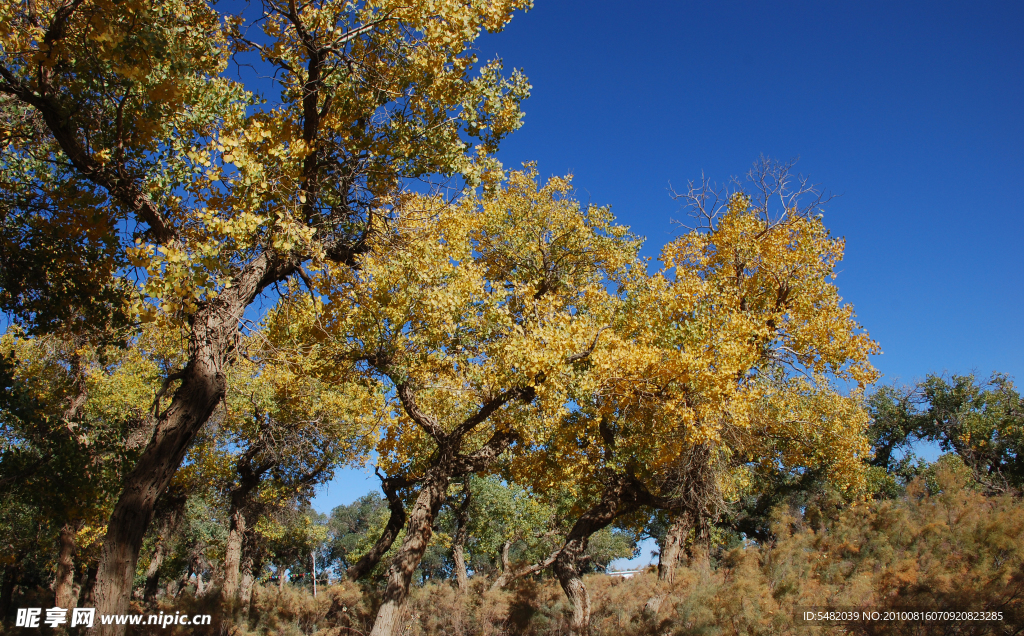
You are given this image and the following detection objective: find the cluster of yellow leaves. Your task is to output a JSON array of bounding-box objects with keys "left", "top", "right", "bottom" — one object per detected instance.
[
  {"left": 262, "top": 165, "right": 636, "bottom": 477},
  {"left": 513, "top": 192, "right": 880, "bottom": 500}
]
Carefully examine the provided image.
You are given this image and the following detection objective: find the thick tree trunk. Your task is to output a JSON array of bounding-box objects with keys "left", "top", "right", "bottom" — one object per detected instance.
[
  {"left": 559, "top": 571, "right": 592, "bottom": 636},
  {"left": 92, "top": 254, "right": 294, "bottom": 635},
  {"left": 221, "top": 507, "right": 247, "bottom": 602},
  {"left": 54, "top": 522, "right": 79, "bottom": 609},
  {"left": 238, "top": 560, "right": 255, "bottom": 613},
  {"left": 554, "top": 539, "right": 593, "bottom": 636},
  {"left": 452, "top": 481, "right": 471, "bottom": 594},
  {"left": 365, "top": 387, "right": 526, "bottom": 636},
  {"left": 657, "top": 512, "right": 690, "bottom": 583},
  {"left": 369, "top": 469, "right": 450, "bottom": 636},
  {"left": 491, "top": 540, "right": 514, "bottom": 590},
  {"left": 92, "top": 368, "right": 223, "bottom": 629},
  {"left": 452, "top": 546, "right": 468, "bottom": 594}
]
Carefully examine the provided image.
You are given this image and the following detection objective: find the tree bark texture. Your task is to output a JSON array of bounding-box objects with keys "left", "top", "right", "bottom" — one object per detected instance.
[
  {"left": 79, "top": 563, "right": 98, "bottom": 608},
  {"left": 221, "top": 508, "right": 246, "bottom": 602},
  {"left": 238, "top": 561, "right": 255, "bottom": 614},
  {"left": 657, "top": 511, "right": 691, "bottom": 583},
  {"left": 54, "top": 522, "right": 79, "bottom": 609},
  {"left": 143, "top": 495, "right": 185, "bottom": 603},
  {"left": 369, "top": 467, "right": 451, "bottom": 636},
  {"left": 452, "top": 481, "right": 471, "bottom": 594},
  {"left": 553, "top": 471, "right": 675, "bottom": 636},
  {"left": 142, "top": 541, "right": 166, "bottom": 604},
  {"left": 491, "top": 540, "right": 514, "bottom": 590},
  {"left": 222, "top": 457, "right": 266, "bottom": 604},
  {"left": 92, "top": 254, "right": 295, "bottom": 635},
  {"left": 366, "top": 427, "right": 519, "bottom": 636},
  {"left": 363, "top": 383, "right": 528, "bottom": 636},
  {"left": 690, "top": 516, "right": 711, "bottom": 574}
]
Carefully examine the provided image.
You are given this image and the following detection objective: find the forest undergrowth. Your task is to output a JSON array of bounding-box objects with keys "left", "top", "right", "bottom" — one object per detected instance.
[{"left": 134, "top": 464, "right": 1023, "bottom": 636}]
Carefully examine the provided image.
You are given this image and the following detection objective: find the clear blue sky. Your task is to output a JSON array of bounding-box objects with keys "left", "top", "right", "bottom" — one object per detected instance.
[{"left": 314, "top": 0, "right": 1023, "bottom": 513}]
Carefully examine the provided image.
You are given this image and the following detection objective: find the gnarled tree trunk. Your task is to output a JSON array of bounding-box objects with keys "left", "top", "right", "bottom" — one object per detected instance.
[
  {"left": 690, "top": 516, "right": 711, "bottom": 574},
  {"left": 452, "top": 480, "right": 471, "bottom": 594},
  {"left": 54, "top": 522, "right": 80, "bottom": 609},
  {"left": 552, "top": 470, "right": 675, "bottom": 636},
  {"left": 221, "top": 508, "right": 246, "bottom": 602},
  {"left": 144, "top": 495, "right": 185, "bottom": 603},
  {"left": 92, "top": 254, "right": 296, "bottom": 635},
  {"left": 369, "top": 466, "right": 451, "bottom": 636},
  {"left": 657, "top": 511, "right": 690, "bottom": 583},
  {"left": 365, "top": 385, "right": 527, "bottom": 636},
  {"left": 142, "top": 542, "right": 166, "bottom": 603},
  {"left": 491, "top": 540, "right": 513, "bottom": 590},
  {"left": 79, "top": 562, "right": 98, "bottom": 608}
]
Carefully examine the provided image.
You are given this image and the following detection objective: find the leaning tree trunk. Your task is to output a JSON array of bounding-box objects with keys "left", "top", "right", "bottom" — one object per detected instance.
[
  {"left": 369, "top": 467, "right": 451, "bottom": 636},
  {"left": 489, "top": 539, "right": 558, "bottom": 591},
  {"left": 347, "top": 474, "right": 410, "bottom": 581},
  {"left": 657, "top": 511, "right": 690, "bottom": 583},
  {"left": 142, "top": 541, "right": 166, "bottom": 603},
  {"left": 54, "top": 522, "right": 80, "bottom": 609},
  {"left": 92, "top": 254, "right": 294, "bottom": 636},
  {"left": 491, "top": 540, "right": 514, "bottom": 590},
  {"left": 365, "top": 387, "right": 525, "bottom": 636},
  {"left": 452, "top": 480, "right": 471, "bottom": 594},
  {"left": 552, "top": 471, "right": 661, "bottom": 636}
]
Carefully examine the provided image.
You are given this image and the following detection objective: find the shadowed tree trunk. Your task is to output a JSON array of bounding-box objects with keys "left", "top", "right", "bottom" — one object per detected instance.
[
  {"left": 222, "top": 449, "right": 272, "bottom": 604},
  {"left": 144, "top": 493, "right": 186, "bottom": 603},
  {"left": 452, "top": 480, "right": 471, "bottom": 594},
  {"left": 657, "top": 511, "right": 690, "bottom": 583},
  {"left": 491, "top": 540, "right": 513, "bottom": 590},
  {"left": 79, "top": 562, "right": 98, "bottom": 608},
  {"left": 690, "top": 516, "right": 711, "bottom": 574},
  {"left": 54, "top": 521, "right": 81, "bottom": 608}
]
